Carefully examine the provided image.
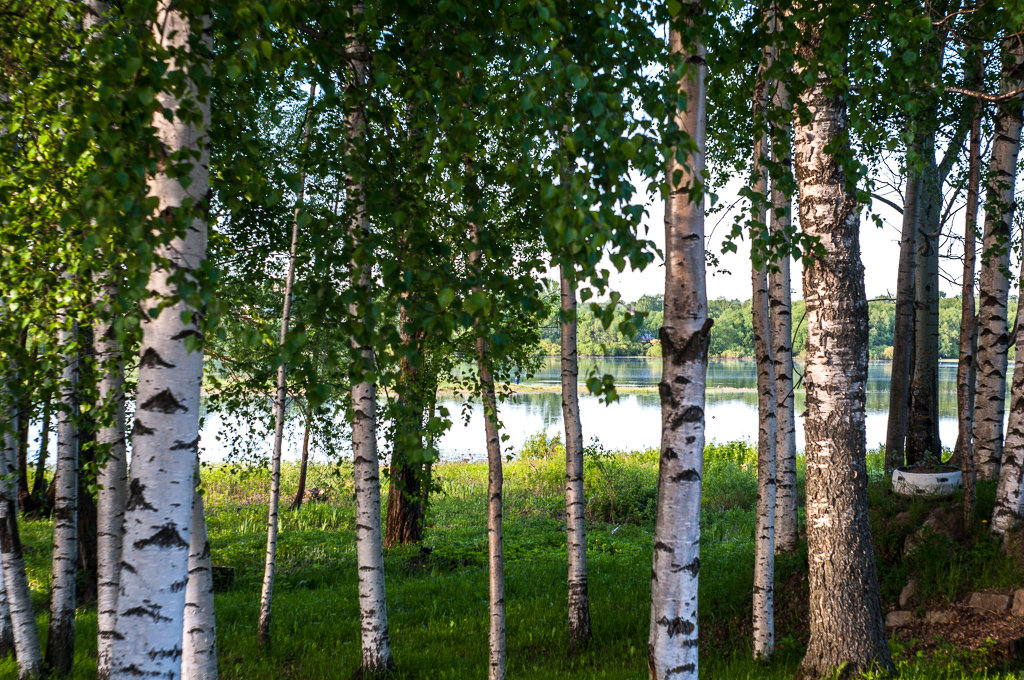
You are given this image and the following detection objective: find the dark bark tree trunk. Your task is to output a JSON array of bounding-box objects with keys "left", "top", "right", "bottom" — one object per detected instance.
[
  {"left": 884, "top": 160, "right": 919, "bottom": 474},
  {"left": 385, "top": 301, "right": 427, "bottom": 547},
  {"left": 793, "top": 18, "right": 894, "bottom": 679},
  {"left": 31, "top": 401, "right": 49, "bottom": 500},
  {"left": 906, "top": 136, "right": 942, "bottom": 465},
  {"left": 958, "top": 49, "right": 983, "bottom": 527},
  {"left": 289, "top": 414, "right": 311, "bottom": 511}
]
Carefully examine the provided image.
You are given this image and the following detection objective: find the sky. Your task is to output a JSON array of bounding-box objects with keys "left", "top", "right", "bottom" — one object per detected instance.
[{"left": 598, "top": 180, "right": 989, "bottom": 304}]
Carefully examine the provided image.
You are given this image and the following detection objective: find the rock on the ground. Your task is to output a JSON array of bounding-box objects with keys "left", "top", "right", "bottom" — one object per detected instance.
[
  {"left": 1012, "top": 589, "right": 1024, "bottom": 617},
  {"left": 886, "top": 610, "right": 919, "bottom": 628},
  {"left": 900, "top": 576, "right": 920, "bottom": 609},
  {"left": 968, "top": 591, "right": 1011, "bottom": 612},
  {"left": 924, "top": 610, "right": 955, "bottom": 624}
]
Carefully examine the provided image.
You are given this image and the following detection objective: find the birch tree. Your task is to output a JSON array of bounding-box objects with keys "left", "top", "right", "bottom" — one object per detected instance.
[
  {"left": 976, "top": 35, "right": 1024, "bottom": 481},
  {"left": 258, "top": 80, "right": 316, "bottom": 649},
  {"left": 182, "top": 460, "right": 217, "bottom": 680},
  {"left": 48, "top": 309, "right": 79, "bottom": 674},
  {"left": 750, "top": 81, "right": 776, "bottom": 662},
  {"left": 792, "top": 10, "right": 893, "bottom": 678},
  {"left": 769, "top": 69, "right": 798, "bottom": 555},
  {"left": 0, "top": 371, "right": 42, "bottom": 679},
  {"left": 987, "top": 36, "right": 1024, "bottom": 534},
  {"left": 957, "top": 47, "right": 984, "bottom": 527},
  {"left": 110, "top": 2, "right": 211, "bottom": 676},
  {"left": 560, "top": 265, "right": 590, "bottom": 648},
  {"left": 649, "top": 4, "right": 709, "bottom": 677},
  {"left": 95, "top": 283, "right": 128, "bottom": 680},
  {"left": 347, "top": 9, "right": 394, "bottom": 671}
]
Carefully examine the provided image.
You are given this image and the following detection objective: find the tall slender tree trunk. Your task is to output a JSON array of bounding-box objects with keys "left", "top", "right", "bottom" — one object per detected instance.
[
  {"left": 346, "top": 11, "right": 394, "bottom": 672},
  {"left": 769, "top": 61, "right": 798, "bottom": 555},
  {"left": 648, "top": 9, "right": 709, "bottom": 679},
  {"left": 257, "top": 79, "right": 316, "bottom": 650},
  {"left": 993, "top": 267, "right": 1024, "bottom": 539},
  {"left": 183, "top": 459, "right": 217, "bottom": 680},
  {"left": 48, "top": 314, "right": 79, "bottom": 674},
  {"left": 906, "top": 136, "right": 942, "bottom": 465},
  {"left": 466, "top": 220, "right": 507, "bottom": 680},
  {"left": 793, "top": 18, "right": 893, "bottom": 679},
  {"left": 0, "top": 379, "right": 42, "bottom": 679},
  {"left": 32, "top": 400, "right": 50, "bottom": 499},
  {"left": 110, "top": 4, "right": 210, "bottom": 677},
  {"left": 95, "top": 285, "right": 128, "bottom": 680},
  {"left": 986, "top": 39, "right": 1024, "bottom": 534},
  {"left": 0, "top": 563, "right": 14, "bottom": 658},
  {"left": 750, "top": 68, "right": 776, "bottom": 661},
  {"left": 976, "top": 37, "right": 1024, "bottom": 482},
  {"left": 560, "top": 265, "right": 591, "bottom": 648},
  {"left": 958, "top": 51, "right": 984, "bottom": 528},
  {"left": 885, "top": 161, "right": 919, "bottom": 474},
  {"left": 289, "top": 415, "right": 312, "bottom": 510}
]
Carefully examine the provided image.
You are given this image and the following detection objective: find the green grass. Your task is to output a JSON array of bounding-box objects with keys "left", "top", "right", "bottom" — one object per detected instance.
[{"left": 1, "top": 441, "right": 1020, "bottom": 679}]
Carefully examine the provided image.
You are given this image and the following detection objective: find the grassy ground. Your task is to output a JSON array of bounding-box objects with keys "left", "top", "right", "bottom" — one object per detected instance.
[{"left": 2, "top": 436, "right": 1022, "bottom": 679}]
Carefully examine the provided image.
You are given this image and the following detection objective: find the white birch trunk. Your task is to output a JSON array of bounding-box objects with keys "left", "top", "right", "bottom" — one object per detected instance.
[
  {"left": 977, "top": 38, "right": 1024, "bottom": 482},
  {"left": 257, "top": 80, "right": 316, "bottom": 649},
  {"left": 750, "top": 68, "right": 776, "bottom": 661},
  {"left": 0, "top": 389, "right": 42, "bottom": 679},
  {"left": 648, "top": 9, "right": 708, "bottom": 679},
  {"left": 110, "top": 4, "right": 210, "bottom": 677},
  {"left": 47, "top": 317, "right": 79, "bottom": 674},
  {"left": 346, "top": 10, "right": 393, "bottom": 671},
  {"left": 793, "top": 19, "right": 893, "bottom": 678},
  {"left": 560, "top": 265, "right": 591, "bottom": 648},
  {"left": 987, "top": 38, "right": 1024, "bottom": 534},
  {"left": 768, "top": 67, "right": 798, "bottom": 556},
  {"left": 0, "top": 562, "right": 14, "bottom": 658},
  {"left": 467, "top": 220, "right": 506, "bottom": 680},
  {"left": 993, "top": 270, "right": 1024, "bottom": 538},
  {"left": 95, "top": 284, "right": 128, "bottom": 680},
  {"left": 182, "top": 460, "right": 217, "bottom": 680}
]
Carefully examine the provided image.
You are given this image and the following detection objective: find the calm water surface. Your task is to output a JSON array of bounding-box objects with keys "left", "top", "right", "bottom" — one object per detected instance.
[{"left": 195, "top": 357, "right": 975, "bottom": 464}]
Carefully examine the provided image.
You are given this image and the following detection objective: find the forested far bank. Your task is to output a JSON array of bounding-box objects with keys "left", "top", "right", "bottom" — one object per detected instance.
[{"left": 538, "top": 294, "right": 1020, "bottom": 359}]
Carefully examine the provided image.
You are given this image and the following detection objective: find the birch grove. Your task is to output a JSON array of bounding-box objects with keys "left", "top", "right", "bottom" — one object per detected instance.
[{"left": 110, "top": 2, "right": 211, "bottom": 676}]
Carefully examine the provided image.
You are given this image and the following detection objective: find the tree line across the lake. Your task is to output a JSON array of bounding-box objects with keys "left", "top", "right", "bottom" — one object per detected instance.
[{"left": 539, "top": 294, "right": 1022, "bottom": 360}]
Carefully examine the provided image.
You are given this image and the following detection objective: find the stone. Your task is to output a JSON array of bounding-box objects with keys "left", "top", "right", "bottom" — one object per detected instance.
[
  {"left": 899, "top": 576, "right": 920, "bottom": 609},
  {"left": 885, "top": 610, "right": 918, "bottom": 628},
  {"left": 893, "top": 511, "right": 914, "bottom": 526},
  {"left": 1011, "top": 589, "right": 1024, "bottom": 617},
  {"left": 967, "top": 591, "right": 1011, "bottom": 612},
  {"left": 924, "top": 610, "right": 955, "bottom": 624}
]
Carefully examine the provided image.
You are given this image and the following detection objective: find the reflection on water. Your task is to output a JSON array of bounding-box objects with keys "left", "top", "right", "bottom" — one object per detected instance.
[{"left": 194, "top": 357, "right": 982, "bottom": 463}]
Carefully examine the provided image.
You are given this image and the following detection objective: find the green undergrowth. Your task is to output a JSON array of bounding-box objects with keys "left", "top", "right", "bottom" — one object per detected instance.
[{"left": 0, "top": 440, "right": 1020, "bottom": 679}]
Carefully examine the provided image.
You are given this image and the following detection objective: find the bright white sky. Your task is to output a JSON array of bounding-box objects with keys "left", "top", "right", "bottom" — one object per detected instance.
[{"left": 600, "top": 185, "right": 983, "bottom": 304}]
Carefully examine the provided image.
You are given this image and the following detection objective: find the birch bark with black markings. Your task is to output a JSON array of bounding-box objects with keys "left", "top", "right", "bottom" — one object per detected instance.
[
  {"left": 182, "top": 459, "right": 217, "bottom": 680},
  {"left": 648, "top": 6, "right": 708, "bottom": 678},
  {"left": 95, "top": 284, "right": 128, "bottom": 680},
  {"left": 346, "top": 6, "right": 394, "bottom": 671},
  {"left": 560, "top": 265, "right": 590, "bottom": 648},
  {"left": 0, "top": 383, "right": 42, "bottom": 679},
  {"left": 110, "top": 3, "right": 210, "bottom": 677},
  {"left": 793, "top": 16, "right": 893, "bottom": 679},
  {"left": 976, "top": 37, "right": 1024, "bottom": 482}
]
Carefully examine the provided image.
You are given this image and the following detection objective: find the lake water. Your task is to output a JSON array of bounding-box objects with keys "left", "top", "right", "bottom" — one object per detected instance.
[{"left": 196, "top": 357, "right": 973, "bottom": 464}]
